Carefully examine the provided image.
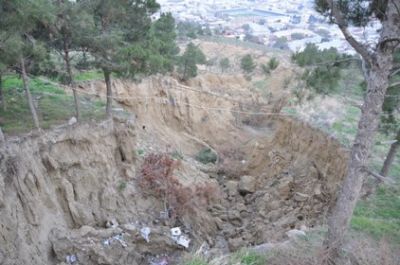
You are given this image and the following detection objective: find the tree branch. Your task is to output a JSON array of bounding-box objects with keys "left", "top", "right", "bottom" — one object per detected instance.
[
  {"left": 390, "top": 66, "right": 400, "bottom": 77},
  {"left": 364, "top": 168, "right": 394, "bottom": 183},
  {"left": 327, "top": 0, "right": 374, "bottom": 65},
  {"left": 388, "top": 81, "right": 400, "bottom": 88}
]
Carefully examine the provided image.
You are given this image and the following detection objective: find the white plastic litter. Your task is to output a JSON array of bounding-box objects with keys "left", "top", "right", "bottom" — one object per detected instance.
[
  {"left": 102, "top": 239, "right": 110, "bottom": 246},
  {"left": 113, "top": 234, "right": 128, "bottom": 248},
  {"left": 140, "top": 227, "right": 151, "bottom": 242},
  {"left": 170, "top": 227, "right": 181, "bottom": 237},
  {"left": 170, "top": 227, "right": 190, "bottom": 248},
  {"left": 176, "top": 235, "right": 190, "bottom": 248},
  {"left": 66, "top": 254, "right": 77, "bottom": 264}
]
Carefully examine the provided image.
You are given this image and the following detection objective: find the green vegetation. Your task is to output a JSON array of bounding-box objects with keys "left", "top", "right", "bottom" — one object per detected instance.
[
  {"left": 176, "top": 21, "right": 210, "bottom": 39},
  {"left": 240, "top": 54, "right": 256, "bottom": 75},
  {"left": 0, "top": 75, "right": 105, "bottom": 134},
  {"left": 261, "top": 57, "right": 279, "bottom": 77},
  {"left": 0, "top": 0, "right": 180, "bottom": 123},
  {"left": 178, "top": 43, "right": 206, "bottom": 81},
  {"left": 180, "top": 257, "right": 208, "bottom": 265},
  {"left": 195, "top": 148, "right": 217, "bottom": 164},
  {"left": 74, "top": 70, "right": 104, "bottom": 82},
  {"left": 352, "top": 186, "right": 400, "bottom": 243},
  {"left": 292, "top": 43, "right": 355, "bottom": 94},
  {"left": 118, "top": 181, "right": 127, "bottom": 192},
  {"left": 219, "top": 57, "right": 231, "bottom": 73},
  {"left": 232, "top": 250, "right": 267, "bottom": 265},
  {"left": 171, "top": 150, "right": 184, "bottom": 160}
]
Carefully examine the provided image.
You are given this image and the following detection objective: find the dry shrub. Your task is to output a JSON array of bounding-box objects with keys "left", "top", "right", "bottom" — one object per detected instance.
[
  {"left": 138, "top": 153, "right": 218, "bottom": 220},
  {"left": 217, "top": 145, "right": 247, "bottom": 178}
]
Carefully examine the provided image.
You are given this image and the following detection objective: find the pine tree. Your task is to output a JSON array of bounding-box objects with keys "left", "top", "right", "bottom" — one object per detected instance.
[
  {"left": 81, "top": 0, "right": 160, "bottom": 118},
  {"left": 315, "top": 1, "right": 400, "bottom": 263},
  {"left": 0, "top": 0, "right": 54, "bottom": 129},
  {"left": 178, "top": 43, "right": 206, "bottom": 81},
  {"left": 240, "top": 54, "right": 256, "bottom": 74},
  {"left": 45, "top": 0, "right": 93, "bottom": 121},
  {"left": 219, "top": 58, "right": 230, "bottom": 73}
]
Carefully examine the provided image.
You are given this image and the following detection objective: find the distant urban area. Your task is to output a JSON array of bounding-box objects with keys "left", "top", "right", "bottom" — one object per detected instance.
[{"left": 158, "top": 0, "right": 381, "bottom": 55}]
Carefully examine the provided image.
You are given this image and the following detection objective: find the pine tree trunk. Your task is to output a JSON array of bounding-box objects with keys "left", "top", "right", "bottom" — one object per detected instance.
[
  {"left": 103, "top": 69, "right": 112, "bottom": 118},
  {"left": 20, "top": 57, "right": 40, "bottom": 130},
  {"left": 380, "top": 129, "right": 400, "bottom": 177},
  {"left": 0, "top": 73, "right": 5, "bottom": 111},
  {"left": 0, "top": 126, "right": 4, "bottom": 144},
  {"left": 324, "top": 64, "right": 391, "bottom": 264},
  {"left": 63, "top": 40, "right": 80, "bottom": 121}
]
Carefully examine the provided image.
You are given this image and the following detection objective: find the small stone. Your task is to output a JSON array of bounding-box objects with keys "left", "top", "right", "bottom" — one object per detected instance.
[
  {"left": 68, "top": 117, "right": 77, "bottom": 126},
  {"left": 286, "top": 229, "right": 306, "bottom": 239},
  {"left": 238, "top": 176, "right": 257, "bottom": 195},
  {"left": 313, "top": 184, "right": 322, "bottom": 196},
  {"left": 225, "top": 181, "right": 238, "bottom": 197},
  {"left": 277, "top": 180, "right": 292, "bottom": 197},
  {"left": 105, "top": 218, "right": 119, "bottom": 229},
  {"left": 122, "top": 224, "right": 137, "bottom": 232},
  {"left": 266, "top": 200, "right": 281, "bottom": 211},
  {"left": 228, "top": 237, "right": 244, "bottom": 251},
  {"left": 268, "top": 210, "right": 281, "bottom": 222},
  {"left": 294, "top": 192, "right": 309, "bottom": 202}
]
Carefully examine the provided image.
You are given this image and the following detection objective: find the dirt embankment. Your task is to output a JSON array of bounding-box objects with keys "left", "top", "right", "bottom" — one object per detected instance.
[{"left": 0, "top": 74, "right": 348, "bottom": 264}]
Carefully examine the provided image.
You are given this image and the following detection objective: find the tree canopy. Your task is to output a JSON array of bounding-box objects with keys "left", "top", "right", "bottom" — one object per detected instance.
[{"left": 177, "top": 43, "right": 206, "bottom": 81}]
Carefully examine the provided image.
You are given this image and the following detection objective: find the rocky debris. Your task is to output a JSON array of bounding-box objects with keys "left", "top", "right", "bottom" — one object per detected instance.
[
  {"left": 225, "top": 180, "right": 238, "bottom": 197},
  {"left": 238, "top": 175, "right": 257, "bottom": 195},
  {"left": 293, "top": 192, "right": 310, "bottom": 202},
  {"left": 286, "top": 229, "right": 306, "bottom": 239},
  {"left": 50, "top": 225, "right": 184, "bottom": 265},
  {"left": 0, "top": 94, "right": 348, "bottom": 265},
  {"left": 106, "top": 218, "right": 119, "bottom": 229},
  {"left": 228, "top": 237, "right": 244, "bottom": 251}
]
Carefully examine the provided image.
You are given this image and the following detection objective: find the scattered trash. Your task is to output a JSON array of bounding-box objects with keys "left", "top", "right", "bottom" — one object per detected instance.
[
  {"left": 170, "top": 227, "right": 190, "bottom": 248},
  {"left": 113, "top": 234, "right": 128, "bottom": 248},
  {"left": 141, "top": 227, "right": 151, "bottom": 242},
  {"left": 65, "top": 254, "right": 77, "bottom": 264},
  {"left": 176, "top": 235, "right": 190, "bottom": 248},
  {"left": 150, "top": 256, "right": 169, "bottom": 265},
  {"left": 102, "top": 233, "right": 128, "bottom": 247},
  {"left": 170, "top": 227, "right": 181, "bottom": 237},
  {"left": 159, "top": 211, "right": 169, "bottom": 220},
  {"left": 102, "top": 239, "right": 110, "bottom": 246}
]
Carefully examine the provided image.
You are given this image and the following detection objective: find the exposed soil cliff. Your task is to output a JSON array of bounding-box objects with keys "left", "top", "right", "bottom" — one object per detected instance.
[{"left": 0, "top": 75, "right": 348, "bottom": 264}]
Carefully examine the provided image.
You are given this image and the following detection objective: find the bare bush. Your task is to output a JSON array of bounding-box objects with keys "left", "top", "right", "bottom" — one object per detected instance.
[
  {"left": 217, "top": 145, "right": 247, "bottom": 179},
  {"left": 138, "top": 153, "right": 219, "bottom": 220}
]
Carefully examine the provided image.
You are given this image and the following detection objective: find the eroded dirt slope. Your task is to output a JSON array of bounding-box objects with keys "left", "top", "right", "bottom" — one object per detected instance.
[{"left": 0, "top": 74, "right": 348, "bottom": 264}]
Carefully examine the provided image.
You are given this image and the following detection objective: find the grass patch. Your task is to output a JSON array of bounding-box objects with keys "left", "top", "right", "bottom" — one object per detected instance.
[
  {"left": 74, "top": 70, "right": 104, "bottom": 82},
  {"left": 0, "top": 74, "right": 106, "bottom": 134},
  {"left": 231, "top": 250, "right": 267, "bottom": 265},
  {"left": 180, "top": 257, "right": 208, "bottom": 265},
  {"left": 195, "top": 148, "right": 217, "bottom": 164}
]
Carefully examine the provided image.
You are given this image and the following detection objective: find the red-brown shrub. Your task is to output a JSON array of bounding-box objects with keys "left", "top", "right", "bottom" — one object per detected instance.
[{"left": 138, "top": 153, "right": 219, "bottom": 220}]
